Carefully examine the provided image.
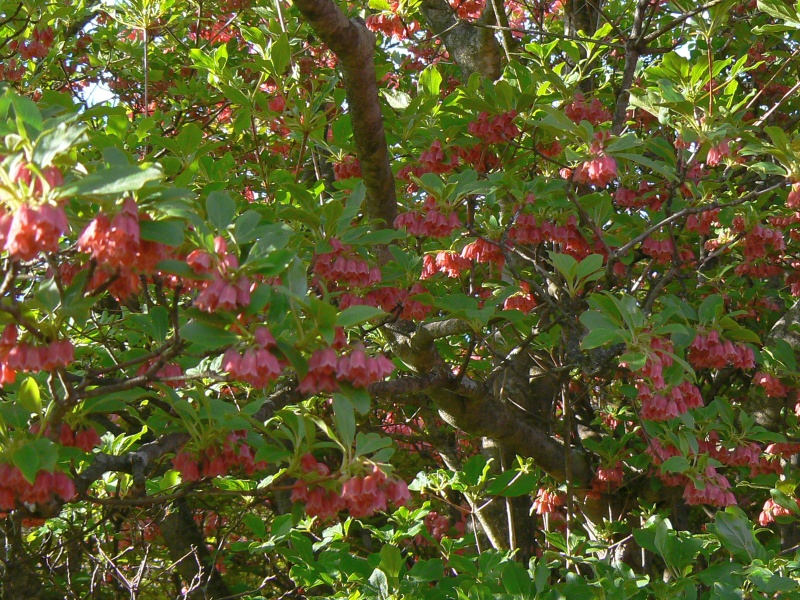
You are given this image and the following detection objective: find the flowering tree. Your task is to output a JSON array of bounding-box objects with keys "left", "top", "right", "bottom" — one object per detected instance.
[{"left": 4, "top": 0, "right": 800, "bottom": 597}]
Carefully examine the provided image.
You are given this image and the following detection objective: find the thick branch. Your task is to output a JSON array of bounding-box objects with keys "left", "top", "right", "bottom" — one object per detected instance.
[
  {"left": 612, "top": 0, "right": 650, "bottom": 134},
  {"left": 437, "top": 373, "right": 592, "bottom": 485},
  {"left": 387, "top": 317, "right": 593, "bottom": 485},
  {"left": 419, "top": 0, "right": 503, "bottom": 80},
  {"left": 292, "top": 0, "right": 397, "bottom": 226},
  {"left": 76, "top": 432, "right": 189, "bottom": 494},
  {"left": 160, "top": 499, "right": 231, "bottom": 599}
]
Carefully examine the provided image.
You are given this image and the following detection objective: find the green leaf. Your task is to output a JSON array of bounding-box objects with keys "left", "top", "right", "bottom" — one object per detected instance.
[
  {"left": 332, "top": 393, "right": 356, "bottom": 448},
  {"left": 698, "top": 294, "right": 724, "bottom": 325},
  {"left": 580, "top": 310, "right": 618, "bottom": 330},
  {"left": 550, "top": 251, "right": 577, "bottom": 280},
  {"left": 339, "top": 384, "right": 371, "bottom": 414},
  {"left": 33, "top": 121, "right": 86, "bottom": 166},
  {"left": 12, "top": 446, "right": 39, "bottom": 484},
  {"left": 366, "top": 568, "right": 389, "bottom": 598},
  {"left": 708, "top": 507, "right": 767, "bottom": 563},
  {"left": 758, "top": 0, "right": 800, "bottom": 27},
  {"left": 206, "top": 191, "right": 236, "bottom": 230},
  {"left": 234, "top": 210, "right": 262, "bottom": 244},
  {"left": 337, "top": 305, "right": 385, "bottom": 328},
  {"left": 408, "top": 558, "right": 444, "bottom": 583},
  {"left": 140, "top": 220, "right": 185, "bottom": 247},
  {"left": 355, "top": 432, "right": 393, "bottom": 456},
  {"left": 148, "top": 306, "right": 171, "bottom": 343},
  {"left": 616, "top": 151, "right": 677, "bottom": 181},
  {"left": 63, "top": 164, "right": 162, "bottom": 196},
  {"left": 418, "top": 65, "right": 442, "bottom": 96},
  {"left": 576, "top": 253, "right": 604, "bottom": 280},
  {"left": 243, "top": 513, "right": 267, "bottom": 538},
  {"left": 581, "top": 328, "right": 625, "bottom": 349},
  {"left": 181, "top": 320, "right": 238, "bottom": 350},
  {"left": 18, "top": 377, "right": 41, "bottom": 414},
  {"left": 661, "top": 456, "right": 690, "bottom": 474},
  {"left": 502, "top": 562, "right": 532, "bottom": 595},
  {"left": 270, "top": 34, "right": 291, "bottom": 77},
  {"left": 379, "top": 544, "right": 403, "bottom": 579},
  {"left": 0, "top": 402, "right": 30, "bottom": 429}
]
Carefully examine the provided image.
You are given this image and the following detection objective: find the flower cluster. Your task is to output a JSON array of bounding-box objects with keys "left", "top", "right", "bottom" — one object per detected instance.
[
  {"left": 0, "top": 324, "right": 73, "bottom": 378},
  {"left": 299, "top": 344, "right": 393, "bottom": 393},
  {"left": 78, "top": 198, "right": 140, "bottom": 269},
  {"left": 291, "top": 455, "right": 410, "bottom": 521},
  {"left": 638, "top": 380, "right": 704, "bottom": 421},
  {"left": 467, "top": 111, "right": 519, "bottom": 144},
  {"left": 683, "top": 466, "right": 736, "bottom": 507},
  {"left": 5, "top": 338, "right": 74, "bottom": 374},
  {"left": 533, "top": 487, "right": 564, "bottom": 515},
  {"left": 0, "top": 464, "right": 76, "bottom": 512},
  {"left": 365, "top": 3, "right": 419, "bottom": 40},
  {"left": 76, "top": 199, "right": 171, "bottom": 300},
  {"left": 759, "top": 497, "right": 800, "bottom": 526},
  {"left": 421, "top": 251, "right": 471, "bottom": 279},
  {"left": 696, "top": 435, "right": 782, "bottom": 478},
  {"left": 638, "top": 335, "right": 674, "bottom": 389},
  {"left": 425, "top": 511, "right": 453, "bottom": 541},
  {"left": 291, "top": 454, "right": 346, "bottom": 520},
  {"left": 313, "top": 238, "right": 381, "bottom": 288},
  {"left": 461, "top": 238, "right": 505, "bottom": 268},
  {"left": 573, "top": 153, "right": 617, "bottom": 188},
  {"left": 418, "top": 141, "right": 459, "bottom": 175},
  {"left": 687, "top": 330, "right": 755, "bottom": 370},
  {"left": 503, "top": 283, "right": 537, "bottom": 313},
  {"left": 9, "top": 27, "right": 54, "bottom": 60},
  {"left": 339, "top": 285, "right": 433, "bottom": 320},
  {"left": 509, "top": 214, "right": 591, "bottom": 258},
  {"left": 589, "top": 462, "right": 624, "bottom": 498},
  {"left": 222, "top": 327, "right": 282, "bottom": 388},
  {"left": 641, "top": 238, "right": 674, "bottom": 264},
  {"left": 706, "top": 139, "right": 731, "bottom": 167},
  {"left": 614, "top": 182, "right": 666, "bottom": 212},
  {"left": 754, "top": 371, "right": 791, "bottom": 398},
  {"left": 741, "top": 224, "right": 785, "bottom": 261},
  {"left": 646, "top": 439, "right": 686, "bottom": 487},
  {"left": 188, "top": 237, "right": 251, "bottom": 313},
  {"left": 332, "top": 156, "right": 362, "bottom": 180},
  {"left": 686, "top": 208, "right": 720, "bottom": 234},
  {"left": 3, "top": 202, "right": 69, "bottom": 261},
  {"left": 394, "top": 196, "right": 462, "bottom": 238},
  {"left": 564, "top": 93, "right": 612, "bottom": 125},
  {"left": 788, "top": 182, "right": 800, "bottom": 209},
  {"left": 136, "top": 360, "right": 185, "bottom": 388},
  {"left": 172, "top": 432, "right": 266, "bottom": 481},
  {"left": 341, "top": 465, "right": 411, "bottom": 518},
  {"left": 448, "top": 0, "right": 485, "bottom": 19},
  {"left": 33, "top": 423, "right": 101, "bottom": 452}
]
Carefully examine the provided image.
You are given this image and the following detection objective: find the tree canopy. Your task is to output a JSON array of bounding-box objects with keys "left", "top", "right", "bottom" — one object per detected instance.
[{"left": 3, "top": 0, "right": 800, "bottom": 597}]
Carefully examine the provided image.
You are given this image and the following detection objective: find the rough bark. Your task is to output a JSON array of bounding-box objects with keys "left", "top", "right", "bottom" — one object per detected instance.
[
  {"left": 611, "top": 0, "right": 650, "bottom": 134},
  {"left": 386, "top": 321, "right": 593, "bottom": 486},
  {"left": 563, "top": 0, "right": 603, "bottom": 93},
  {"left": 160, "top": 500, "right": 231, "bottom": 600},
  {"left": 292, "top": 0, "right": 397, "bottom": 227},
  {"left": 419, "top": 0, "right": 503, "bottom": 80},
  {"left": 563, "top": 0, "right": 602, "bottom": 38}
]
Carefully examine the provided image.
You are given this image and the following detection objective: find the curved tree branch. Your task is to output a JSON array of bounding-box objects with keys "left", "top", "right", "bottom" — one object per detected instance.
[
  {"left": 388, "top": 322, "right": 593, "bottom": 486},
  {"left": 291, "top": 0, "right": 397, "bottom": 227}
]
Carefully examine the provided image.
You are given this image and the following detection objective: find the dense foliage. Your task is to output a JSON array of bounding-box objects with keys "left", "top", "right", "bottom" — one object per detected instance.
[{"left": 5, "top": 0, "right": 800, "bottom": 597}]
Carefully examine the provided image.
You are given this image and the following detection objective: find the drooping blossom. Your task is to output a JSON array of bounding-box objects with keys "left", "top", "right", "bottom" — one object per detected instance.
[{"left": 5, "top": 203, "right": 68, "bottom": 260}]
